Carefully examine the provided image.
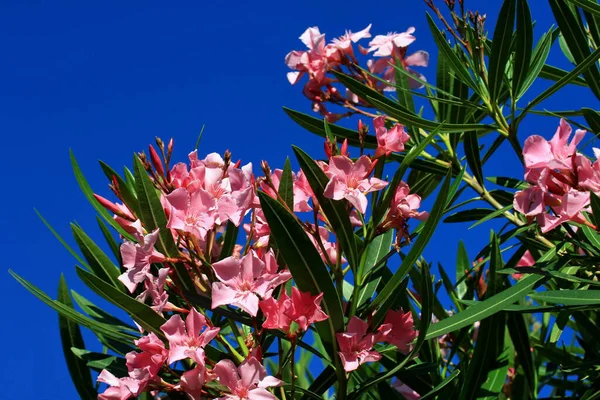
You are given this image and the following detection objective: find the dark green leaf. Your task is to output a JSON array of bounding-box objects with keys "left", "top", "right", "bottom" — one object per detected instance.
[
  {"left": 219, "top": 221, "right": 239, "bottom": 261},
  {"left": 517, "top": 30, "right": 554, "bottom": 99},
  {"left": 293, "top": 146, "right": 358, "bottom": 270},
  {"left": 57, "top": 275, "right": 96, "bottom": 400},
  {"left": 76, "top": 266, "right": 167, "bottom": 339},
  {"left": 278, "top": 157, "right": 294, "bottom": 211},
  {"left": 583, "top": 107, "right": 600, "bottom": 136},
  {"left": 488, "top": 0, "right": 516, "bottom": 100},
  {"left": 71, "top": 224, "right": 122, "bottom": 289},
  {"left": 96, "top": 216, "right": 121, "bottom": 262},
  {"left": 486, "top": 176, "right": 528, "bottom": 190},
  {"left": 463, "top": 131, "right": 484, "bottom": 186},
  {"left": 530, "top": 289, "right": 600, "bottom": 305},
  {"left": 99, "top": 160, "right": 140, "bottom": 217},
  {"left": 513, "top": 0, "right": 534, "bottom": 96},
  {"left": 444, "top": 208, "right": 500, "bottom": 223},
  {"left": 283, "top": 107, "right": 376, "bottom": 148}
]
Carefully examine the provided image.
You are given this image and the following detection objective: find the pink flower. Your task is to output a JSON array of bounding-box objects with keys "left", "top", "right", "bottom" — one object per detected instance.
[
  {"left": 373, "top": 116, "right": 410, "bottom": 158},
  {"left": 165, "top": 187, "right": 216, "bottom": 240},
  {"left": 259, "top": 169, "right": 313, "bottom": 212},
  {"left": 523, "top": 119, "right": 586, "bottom": 171},
  {"left": 331, "top": 24, "right": 372, "bottom": 56},
  {"left": 336, "top": 317, "right": 381, "bottom": 372},
  {"left": 513, "top": 186, "right": 546, "bottom": 217},
  {"left": 377, "top": 309, "right": 418, "bottom": 353},
  {"left": 118, "top": 229, "right": 166, "bottom": 293},
  {"left": 125, "top": 332, "right": 167, "bottom": 383},
  {"left": 307, "top": 224, "right": 346, "bottom": 265},
  {"left": 136, "top": 268, "right": 175, "bottom": 314},
  {"left": 244, "top": 208, "right": 271, "bottom": 248},
  {"left": 368, "top": 28, "right": 416, "bottom": 57},
  {"left": 391, "top": 380, "right": 421, "bottom": 400},
  {"left": 537, "top": 188, "right": 590, "bottom": 233},
  {"left": 160, "top": 308, "right": 220, "bottom": 364},
  {"left": 214, "top": 356, "right": 283, "bottom": 400},
  {"left": 211, "top": 250, "right": 291, "bottom": 316},
  {"left": 260, "top": 287, "right": 329, "bottom": 334},
  {"left": 381, "top": 182, "right": 428, "bottom": 238},
  {"left": 178, "top": 364, "right": 210, "bottom": 400},
  {"left": 259, "top": 291, "right": 292, "bottom": 333},
  {"left": 97, "top": 370, "right": 142, "bottom": 400},
  {"left": 284, "top": 287, "right": 329, "bottom": 331},
  {"left": 323, "top": 155, "right": 388, "bottom": 213}
]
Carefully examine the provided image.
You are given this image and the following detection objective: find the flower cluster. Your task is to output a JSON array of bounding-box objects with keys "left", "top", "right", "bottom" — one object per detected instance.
[
  {"left": 514, "top": 119, "right": 598, "bottom": 233},
  {"left": 90, "top": 126, "right": 424, "bottom": 398},
  {"left": 285, "top": 25, "right": 428, "bottom": 122}
]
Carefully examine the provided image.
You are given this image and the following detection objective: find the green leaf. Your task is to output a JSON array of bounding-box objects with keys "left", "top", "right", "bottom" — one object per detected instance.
[
  {"left": 278, "top": 157, "right": 294, "bottom": 211},
  {"left": 257, "top": 193, "right": 344, "bottom": 356},
  {"left": 71, "top": 348, "right": 127, "bottom": 376},
  {"left": 456, "top": 240, "right": 470, "bottom": 300},
  {"left": 517, "top": 30, "right": 554, "bottom": 99},
  {"left": 583, "top": 107, "right": 600, "bottom": 136},
  {"left": 367, "top": 169, "right": 451, "bottom": 321},
  {"left": 333, "top": 71, "right": 491, "bottom": 133},
  {"left": 96, "top": 216, "right": 121, "bottom": 262},
  {"left": 57, "top": 275, "right": 96, "bottom": 400},
  {"left": 549, "top": 0, "right": 600, "bottom": 100},
  {"left": 70, "top": 150, "right": 135, "bottom": 241},
  {"left": 71, "top": 290, "right": 137, "bottom": 333},
  {"left": 420, "top": 369, "right": 461, "bottom": 400},
  {"left": 486, "top": 176, "right": 528, "bottom": 190},
  {"left": 539, "top": 65, "right": 588, "bottom": 87},
  {"left": 426, "top": 12, "right": 478, "bottom": 91},
  {"left": 488, "top": 0, "right": 516, "bottom": 100},
  {"left": 463, "top": 131, "right": 484, "bottom": 186},
  {"left": 513, "top": 0, "right": 534, "bottom": 97},
  {"left": 219, "top": 221, "right": 239, "bottom": 261},
  {"left": 507, "top": 311, "right": 537, "bottom": 397},
  {"left": 293, "top": 146, "right": 358, "bottom": 270},
  {"left": 71, "top": 224, "right": 122, "bottom": 289},
  {"left": 444, "top": 208, "right": 499, "bottom": 223},
  {"left": 469, "top": 205, "right": 514, "bottom": 229},
  {"left": 589, "top": 192, "right": 600, "bottom": 228},
  {"left": 35, "top": 209, "right": 90, "bottom": 269},
  {"left": 10, "top": 270, "right": 136, "bottom": 342},
  {"left": 99, "top": 160, "right": 140, "bottom": 217},
  {"left": 133, "top": 155, "right": 194, "bottom": 292},
  {"left": 530, "top": 290, "right": 600, "bottom": 305},
  {"left": 283, "top": 107, "right": 377, "bottom": 148},
  {"left": 565, "top": 0, "right": 600, "bottom": 19},
  {"left": 360, "top": 230, "right": 393, "bottom": 283},
  {"left": 425, "top": 273, "right": 544, "bottom": 339},
  {"left": 76, "top": 266, "right": 167, "bottom": 339}
]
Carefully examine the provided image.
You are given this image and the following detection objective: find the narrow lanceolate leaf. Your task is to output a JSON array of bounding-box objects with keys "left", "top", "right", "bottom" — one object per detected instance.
[
  {"left": 549, "top": 0, "right": 600, "bottom": 100},
  {"left": 426, "top": 12, "right": 478, "bottom": 91},
  {"left": 35, "top": 209, "right": 90, "bottom": 269},
  {"left": 426, "top": 273, "right": 544, "bottom": 339},
  {"left": 513, "top": 0, "right": 533, "bottom": 97},
  {"left": 420, "top": 370, "right": 461, "bottom": 400},
  {"left": 283, "top": 107, "right": 377, "bottom": 148},
  {"left": 367, "top": 169, "right": 451, "bottom": 320},
  {"left": 293, "top": 146, "right": 358, "bottom": 270},
  {"left": 133, "top": 155, "right": 176, "bottom": 255},
  {"left": 530, "top": 290, "right": 600, "bottom": 305},
  {"left": 10, "top": 270, "right": 136, "bottom": 342},
  {"left": 456, "top": 241, "right": 470, "bottom": 299},
  {"left": 71, "top": 224, "right": 122, "bottom": 289},
  {"left": 488, "top": 0, "right": 516, "bottom": 100},
  {"left": 589, "top": 192, "right": 600, "bottom": 228},
  {"left": 469, "top": 205, "right": 513, "bottom": 229},
  {"left": 333, "top": 71, "right": 490, "bottom": 133},
  {"left": 517, "top": 29, "right": 554, "bottom": 100},
  {"left": 96, "top": 217, "right": 121, "bottom": 262},
  {"left": 463, "top": 131, "right": 484, "bottom": 186},
  {"left": 444, "top": 208, "right": 499, "bottom": 223},
  {"left": 257, "top": 193, "right": 344, "bottom": 349},
  {"left": 583, "top": 108, "right": 600, "bottom": 136},
  {"left": 486, "top": 176, "right": 528, "bottom": 189},
  {"left": 219, "top": 221, "right": 239, "bottom": 261},
  {"left": 57, "top": 275, "right": 96, "bottom": 400},
  {"left": 565, "top": 0, "right": 600, "bottom": 17},
  {"left": 133, "top": 155, "right": 193, "bottom": 292},
  {"left": 71, "top": 290, "right": 137, "bottom": 333},
  {"left": 278, "top": 157, "right": 294, "bottom": 211},
  {"left": 461, "top": 233, "right": 507, "bottom": 400},
  {"left": 99, "top": 160, "right": 140, "bottom": 217},
  {"left": 70, "top": 150, "right": 135, "bottom": 241},
  {"left": 76, "top": 266, "right": 167, "bottom": 339},
  {"left": 507, "top": 312, "right": 537, "bottom": 397}
]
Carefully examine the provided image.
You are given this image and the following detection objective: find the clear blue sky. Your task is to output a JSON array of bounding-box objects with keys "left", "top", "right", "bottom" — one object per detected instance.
[{"left": 1, "top": 1, "right": 598, "bottom": 398}]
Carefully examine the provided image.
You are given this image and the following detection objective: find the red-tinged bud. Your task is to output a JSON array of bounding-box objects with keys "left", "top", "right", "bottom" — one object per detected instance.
[
  {"left": 94, "top": 194, "right": 134, "bottom": 220},
  {"left": 149, "top": 145, "right": 165, "bottom": 177},
  {"left": 324, "top": 138, "right": 334, "bottom": 159},
  {"left": 340, "top": 139, "right": 349, "bottom": 157},
  {"left": 167, "top": 138, "right": 174, "bottom": 158},
  {"left": 155, "top": 137, "right": 164, "bottom": 152}
]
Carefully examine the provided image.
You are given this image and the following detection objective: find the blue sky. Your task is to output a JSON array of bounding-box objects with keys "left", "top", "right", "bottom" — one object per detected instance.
[{"left": 2, "top": 1, "right": 598, "bottom": 398}]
